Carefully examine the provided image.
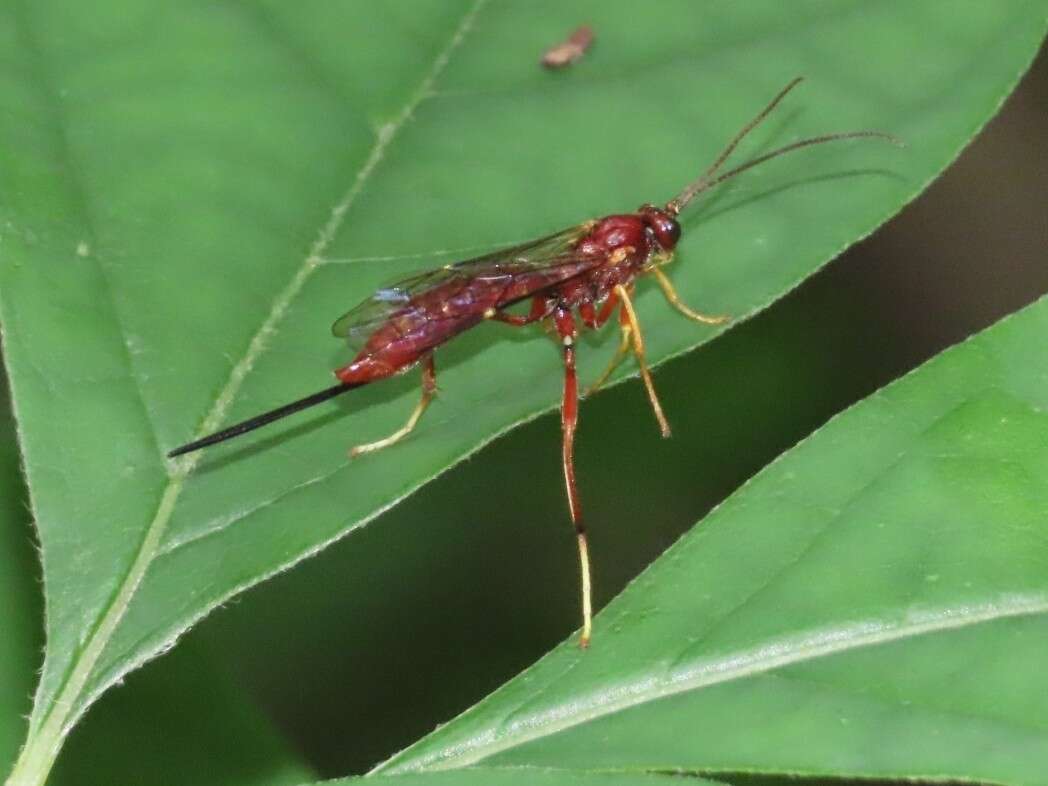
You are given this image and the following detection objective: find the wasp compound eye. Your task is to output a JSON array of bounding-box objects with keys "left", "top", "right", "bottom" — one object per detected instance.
[{"left": 652, "top": 216, "right": 681, "bottom": 250}]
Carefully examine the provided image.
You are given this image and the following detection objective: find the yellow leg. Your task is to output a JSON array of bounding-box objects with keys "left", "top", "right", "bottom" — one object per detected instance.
[
  {"left": 577, "top": 530, "right": 592, "bottom": 647},
  {"left": 614, "top": 284, "right": 672, "bottom": 438},
  {"left": 652, "top": 267, "right": 730, "bottom": 325},
  {"left": 350, "top": 355, "right": 437, "bottom": 457},
  {"left": 583, "top": 322, "right": 632, "bottom": 398}
]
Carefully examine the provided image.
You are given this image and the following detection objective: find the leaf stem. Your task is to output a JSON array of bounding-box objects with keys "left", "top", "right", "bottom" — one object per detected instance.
[{"left": 6, "top": 477, "right": 185, "bottom": 786}]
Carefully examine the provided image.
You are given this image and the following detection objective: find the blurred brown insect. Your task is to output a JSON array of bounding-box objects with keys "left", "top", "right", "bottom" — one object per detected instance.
[
  {"left": 169, "top": 79, "right": 898, "bottom": 647},
  {"left": 541, "top": 25, "right": 594, "bottom": 68}
]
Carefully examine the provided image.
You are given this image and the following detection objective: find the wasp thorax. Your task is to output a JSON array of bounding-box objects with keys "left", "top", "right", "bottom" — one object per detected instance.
[{"left": 585, "top": 215, "right": 647, "bottom": 257}]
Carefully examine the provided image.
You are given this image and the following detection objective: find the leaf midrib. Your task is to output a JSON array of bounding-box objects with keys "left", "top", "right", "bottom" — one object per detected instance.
[{"left": 6, "top": 2, "right": 488, "bottom": 784}]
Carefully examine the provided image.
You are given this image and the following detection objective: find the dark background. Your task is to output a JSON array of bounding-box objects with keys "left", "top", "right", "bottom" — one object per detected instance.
[{"left": 10, "top": 37, "right": 1046, "bottom": 785}]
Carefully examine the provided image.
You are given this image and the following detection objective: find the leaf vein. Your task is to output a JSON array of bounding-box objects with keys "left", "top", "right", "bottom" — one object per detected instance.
[
  {"left": 406, "top": 597, "right": 1048, "bottom": 771},
  {"left": 7, "top": 3, "right": 489, "bottom": 783}
]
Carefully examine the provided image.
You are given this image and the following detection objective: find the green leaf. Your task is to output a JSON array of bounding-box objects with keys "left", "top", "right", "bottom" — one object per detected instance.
[
  {"left": 0, "top": 377, "right": 313, "bottom": 786},
  {"left": 0, "top": 2, "right": 1044, "bottom": 784},
  {"left": 380, "top": 296, "right": 1048, "bottom": 784},
  {"left": 0, "top": 381, "right": 42, "bottom": 776},
  {"left": 321, "top": 770, "right": 724, "bottom": 786},
  {"left": 197, "top": 270, "right": 927, "bottom": 775},
  {"left": 48, "top": 637, "right": 315, "bottom": 786}
]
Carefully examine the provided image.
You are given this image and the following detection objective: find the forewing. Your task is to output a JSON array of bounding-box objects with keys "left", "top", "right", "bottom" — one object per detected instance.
[
  {"left": 331, "top": 267, "right": 454, "bottom": 341},
  {"left": 331, "top": 224, "right": 596, "bottom": 345},
  {"left": 449, "top": 223, "right": 591, "bottom": 277}
]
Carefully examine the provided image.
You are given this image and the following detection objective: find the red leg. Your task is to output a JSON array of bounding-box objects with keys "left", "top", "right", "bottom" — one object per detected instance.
[
  {"left": 554, "top": 306, "right": 593, "bottom": 648},
  {"left": 593, "top": 290, "right": 620, "bottom": 327},
  {"left": 583, "top": 302, "right": 633, "bottom": 398},
  {"left": 580, "top": 290, "right": 620, "bottom": 330},
  {"left": 489, "top": 295, "right": 553, "bottom": 326}
]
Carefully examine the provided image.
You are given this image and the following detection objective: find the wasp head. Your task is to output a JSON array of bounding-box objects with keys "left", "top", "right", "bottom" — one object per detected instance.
[{"left": 639, "top": 204, "right": 681, "bottom": 251}]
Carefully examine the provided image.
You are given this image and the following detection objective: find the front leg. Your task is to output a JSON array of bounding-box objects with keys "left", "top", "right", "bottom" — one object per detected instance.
[{"left": 651, "top": 268, "right": 729, "bottom": 325}]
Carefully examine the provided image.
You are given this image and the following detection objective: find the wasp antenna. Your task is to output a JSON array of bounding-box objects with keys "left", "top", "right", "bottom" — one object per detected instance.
[
  {"left": 667, "top": 79, "right": 902, "bottom": 215},
  {"left": 676, "top": 130, "right": 903, "bottom": 206},
  {"left": 167, "top": 382, "right": 361, "bottom": 458},
  {"left": 668, "top": 77, "right": 806, "bottom": 214}
]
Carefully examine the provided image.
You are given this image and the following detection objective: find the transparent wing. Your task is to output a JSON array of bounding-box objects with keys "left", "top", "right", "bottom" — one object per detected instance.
[
  {"left": 330, "top": 268, "right": 437, "bottom": 341},
  {"left": 331, "top": 224, "right": 595, "bottom": 344}
]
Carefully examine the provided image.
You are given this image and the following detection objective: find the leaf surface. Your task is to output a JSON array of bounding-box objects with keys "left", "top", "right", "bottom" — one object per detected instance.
[
  {"left": 326, "top": 771, "right": 723, "bottom": 786},
  {"left": 0, "top": 383, "right": 41, "bottom": 776},
  {"left": 48, "top": 638, "right": 315, "bottom": 786},
  {"left": 0, "top": 2, "right": 1044, "bottom": 783},
  {"left": 381, "top": 296, "right": 1048, "bottom": 784}
]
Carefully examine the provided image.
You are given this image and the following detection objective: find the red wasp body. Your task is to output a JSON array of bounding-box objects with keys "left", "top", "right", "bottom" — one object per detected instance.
[
  {"left": 334, "top": 206, "right": 673, "bottom": 386},
  {"left": 169, "top": 79, "right": 897, "bottom": 646}
]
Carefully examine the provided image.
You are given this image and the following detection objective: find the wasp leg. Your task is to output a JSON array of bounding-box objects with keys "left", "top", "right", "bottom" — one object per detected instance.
[
  {"left": 580, "top": 289, "right": 629, "bottom": 398},
  {"left": 582, "top": 289, "right": 620, "bottom": 330},
  {"left": 554, "top": 306, "right": 593, "bottom": 648},
  {"left": 350, "top": 354, "right": 437, "bottom": 458},
  {"left": 652, "top": 267, "right": 730, "bottom": 325},
  {"left": 614, "top": 284, "right": 672, "bottom": 438},
  {"left": 487, "top": 295, "right": 553, "bottom": 326},
  {"left": 583, "top": 320, "right": 631, "bottom": 398}
]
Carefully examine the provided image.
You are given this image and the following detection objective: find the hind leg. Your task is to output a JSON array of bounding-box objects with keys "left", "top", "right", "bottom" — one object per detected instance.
[
  {"left": 350, "top": 354, "right": 437, "bottom": 457},
  {"left": 554, "top": 307, "right": 593, "bottom": 648}
]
